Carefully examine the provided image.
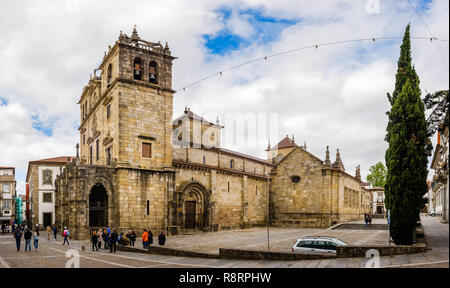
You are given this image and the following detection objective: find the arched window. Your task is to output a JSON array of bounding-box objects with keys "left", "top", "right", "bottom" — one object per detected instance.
[
  {"left": 107, "top": 64, "right": 112, "bottom": 85},
  {"left": 230, "top": 159, "right": 235, "bottom": 169},
  {"left": 149, "top": 61, "right": 158, "bottom": 84},
  {"left": 133, "top": 58, "right": 142, "bottom": 80}
]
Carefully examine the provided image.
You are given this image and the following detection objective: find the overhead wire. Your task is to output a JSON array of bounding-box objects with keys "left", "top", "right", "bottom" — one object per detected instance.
[{"left": 176, "top": 36, "right": 447, "bottom": 92}]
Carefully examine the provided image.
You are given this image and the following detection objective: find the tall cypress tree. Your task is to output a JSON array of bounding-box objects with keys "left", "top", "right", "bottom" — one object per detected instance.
[
  {"left": 385, "top": 24, "right": 420, "bottom": 143},
  {"left": 385, "top": 25, "right": 429, "bottom": 244}
]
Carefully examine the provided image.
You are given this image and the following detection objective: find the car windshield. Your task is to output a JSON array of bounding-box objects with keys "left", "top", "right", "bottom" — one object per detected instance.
[{"left": 334, "top": 239, "right": 347, "bottom": 246}]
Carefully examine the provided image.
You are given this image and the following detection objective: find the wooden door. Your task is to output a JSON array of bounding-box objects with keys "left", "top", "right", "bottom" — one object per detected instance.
[{"left": 185, "top": 201, "right": 196, "bottom": 229}]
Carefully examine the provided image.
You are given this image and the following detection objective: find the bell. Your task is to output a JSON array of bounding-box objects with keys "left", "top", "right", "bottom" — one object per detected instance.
[
  {"left": 150, "top": 73, "right": 156, "bottom": 80},
  {"left": 134, "top": 70, "right": 140, "bottom": 75}
]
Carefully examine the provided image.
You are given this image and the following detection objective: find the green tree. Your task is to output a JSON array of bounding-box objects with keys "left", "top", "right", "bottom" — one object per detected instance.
[
  {"left": 385, "top": 24, "right": 420, "bottom": 143},
  {"left": 366, "top": 162, "right": 387, "bottom": 188},
  {"left": 385, "top": 25, "right": 430, "bottom": 245},
  {"left": 423, "top": 90, "right": 449, "bottom": 136},
  {"left": 385, "top": 79, "right": 429, "bottom": 245}
]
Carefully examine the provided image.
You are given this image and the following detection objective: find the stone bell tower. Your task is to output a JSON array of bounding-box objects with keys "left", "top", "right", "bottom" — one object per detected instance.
[
  {"left": 56, "top": 27, "right": 177, "bottom": 239},
  {"left": 78, "top": 26, "right": 177, "bottom": 169}
]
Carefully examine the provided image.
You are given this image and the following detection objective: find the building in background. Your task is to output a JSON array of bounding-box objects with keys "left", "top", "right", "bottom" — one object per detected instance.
[
  {"left": 430, "top": 127, "right": 449, "bottom": 223},
  {"left": 15, "top": 196, "right": 22, "bottom": 225},
  {"left": 26, "top": 157, "right": 75, "bottom": 230},
  {"left": 0, "top": 167, "right": 16, "bottom": 225},
  {"left": 426, "top": 180, "right": 433, "bottom": 214},
  {"left": 21, "top": 195, "right": 27, "bottom": 224}
]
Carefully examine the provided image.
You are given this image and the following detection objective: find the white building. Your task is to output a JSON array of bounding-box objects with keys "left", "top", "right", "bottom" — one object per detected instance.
[
  {"left": 26, "top": 157, "right": 74, "bottom": 229},
  {"left": 0, "top": 167, "right": 16, "bottom": 225},
  {"left": 430, "top": 127, "right": 449, "bottom": 223}
]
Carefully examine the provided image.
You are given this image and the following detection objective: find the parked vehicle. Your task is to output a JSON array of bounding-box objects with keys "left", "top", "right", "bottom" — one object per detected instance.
[{"left": 292, "top": 236, "right": 347, "bottom": 254}]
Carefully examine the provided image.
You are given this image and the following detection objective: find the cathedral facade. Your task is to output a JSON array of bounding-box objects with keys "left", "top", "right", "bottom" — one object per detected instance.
[{"left": 54, "top": 29, "right": 371, "bottom": 240}]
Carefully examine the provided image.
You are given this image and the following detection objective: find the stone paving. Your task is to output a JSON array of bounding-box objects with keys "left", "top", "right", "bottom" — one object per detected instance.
[
  {"left": 161, "top": 218, "right": 390, "bottom": 254},
  {"left": 0, "top": 214, "right": 447, "bottom": 268}
]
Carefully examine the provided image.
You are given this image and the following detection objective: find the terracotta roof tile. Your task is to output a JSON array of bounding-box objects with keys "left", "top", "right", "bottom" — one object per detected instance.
[
  {"left": 267, "top": 136, "right": 297, "bottom": 150},
  {"left": 30, "top": 156, "right": 75, "bottom": 164}
]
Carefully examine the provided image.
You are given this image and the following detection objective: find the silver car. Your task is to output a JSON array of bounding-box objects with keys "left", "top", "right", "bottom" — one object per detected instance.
[{"left": 292, "top": 237, "right": 348, "bottom": 254}]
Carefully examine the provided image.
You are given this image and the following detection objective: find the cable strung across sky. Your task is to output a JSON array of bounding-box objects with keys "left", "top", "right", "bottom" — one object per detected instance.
[{"left": 176, "top": 36, "right": 447, "bottom": 93}]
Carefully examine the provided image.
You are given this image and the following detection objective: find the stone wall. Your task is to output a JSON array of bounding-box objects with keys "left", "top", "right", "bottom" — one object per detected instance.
[{"left": 271, "top": 147, "right": 364, "bottom": 228}]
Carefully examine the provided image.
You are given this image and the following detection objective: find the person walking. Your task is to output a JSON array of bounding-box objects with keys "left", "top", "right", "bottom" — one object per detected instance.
[
  {"left": 91, "top": 231, "right": 98, "bottom": 251},
  {"left": 97, "top": 229, "right": 103, "bottom": 250},
  {"left": 62, "top": 227, "right": 70, "bottom": 246},
  {"left": 142, "top": 229, "right": 148, "bottom": 249},
  {"left": 52, "top": 226, "right": 57, "bottom": 240},
  {"left": 148, "top": 229, "right": 153, "bottom": 246},
  {"left": 126, "top": 230, "right": 132, "bottom": 246},
  {"left": 1, "top": 223, "right": 5, "bottom": 234},
  {"left": 368, "top": 216, "right": 372, "bottom": 226},
  {"left": 158, "top": 231, "right": 166, "bottom": 246},
  {"left": 13, "top": 229, "right": 22, "bottom": 252},
  {"left": 364, "top": 215, "right": 369, "bottom": 227},
  {"left": 130, "top": 229, "right": 136, "bottom": 247},
  {"left": 110, "top": 229, "right": 118, "bottom": 253},
  {"left": 33, "top": 231, "right": 39, "bottom": 251},
  {"left": 35, "top": 224, "right": 39, "bottom": 233},
  {"left": 104, "top": 229, "right": 110, "bottom": 249},
  {"left": 24, "top": 229, "right": 32, "bottom": 252},
  {"left": 46, "top": 226, "right": 51, "bottom": 241}
]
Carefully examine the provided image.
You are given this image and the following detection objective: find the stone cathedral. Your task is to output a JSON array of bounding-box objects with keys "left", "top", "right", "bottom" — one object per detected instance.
[{"left": 55, "top": 28, "right": 371, "bottom": 240}]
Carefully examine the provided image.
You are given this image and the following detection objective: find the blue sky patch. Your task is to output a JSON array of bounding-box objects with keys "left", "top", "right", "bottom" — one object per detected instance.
[
  {"left": 32, "top": 115, "right": 53, "bottom": 137},
  {"left": 202, "top": 7, "right": 299, "bottom": 55},
  {"left": 0, "top": 97, "right": 8, "bottom": 105}
]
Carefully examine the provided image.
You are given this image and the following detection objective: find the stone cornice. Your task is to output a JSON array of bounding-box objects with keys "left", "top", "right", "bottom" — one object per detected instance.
[{"left": 173, "top": 160, "right": 269, "bottom": 180}]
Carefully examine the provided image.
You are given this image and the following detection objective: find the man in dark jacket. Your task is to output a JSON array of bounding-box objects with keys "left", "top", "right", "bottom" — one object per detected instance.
[
  {"left": 24, "top": 229, "right": 33, "bottom": 252},
  {"left": 110, "top": 229, "right": 118, "bottom": 253},
  {"left": 158, "top": 231, "right": 166, "bottom": 246},
  {"left": 14, "top": 229, "right": 22, "bottom": 251},
  {"left": 148, "top": 230, "right": 153, "bottom": 246},
  {"left": 52, "top": 226, "right": 57, "bottom": 240}
]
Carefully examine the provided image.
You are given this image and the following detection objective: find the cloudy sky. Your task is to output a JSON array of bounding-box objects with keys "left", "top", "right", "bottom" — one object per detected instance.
[{"left": 0, "top": 0, "right": 448, "bottom": 195}]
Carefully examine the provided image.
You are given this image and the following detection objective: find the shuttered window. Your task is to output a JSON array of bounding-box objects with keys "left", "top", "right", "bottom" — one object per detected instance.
[{"left": 142, "top": 143, "right": 152, "bottom": 158}]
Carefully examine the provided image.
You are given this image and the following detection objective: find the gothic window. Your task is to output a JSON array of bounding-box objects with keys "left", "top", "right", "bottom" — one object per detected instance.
[
  {"left": 83, "top": 134, "right": 85, "bottom": 145},
  {"left": 203, "top": 156, "right": 206, "bottom": 164},
  {"left": 89, "top": 145, "right": 93, "bottom": 164},
  {"left": 133, "top": 58, "right": 142, "bottom": 80},
  {"left": 149, "top": 61, "right": 158, "bottom": 84},
  {"left": 107, "top": 63, "right": 112, "bottom": 85},
  {"left": 107, "top": 104, "right": 111, "bottom": 119},
  {"left": 106, "top": 146, "right": 112, "bottom": 165},
  {"left": 96, "top": 139, "right": 100, "bottom": 161},
  {"left": 230, "top": 159, "right": 235, "bottom": 169}
]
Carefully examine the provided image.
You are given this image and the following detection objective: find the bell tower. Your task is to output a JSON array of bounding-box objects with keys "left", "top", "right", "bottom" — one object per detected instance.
[{"left": 78, "top": 26, "right": 177, "bottom": 169}]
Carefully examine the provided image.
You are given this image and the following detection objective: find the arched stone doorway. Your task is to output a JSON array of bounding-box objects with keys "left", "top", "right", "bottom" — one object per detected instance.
[
  {"left": 181, "top": 182, "right": 209, "bottom": 231},
  {"left": 89, "top": 183, "right": 108, "bottom": 227}
]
